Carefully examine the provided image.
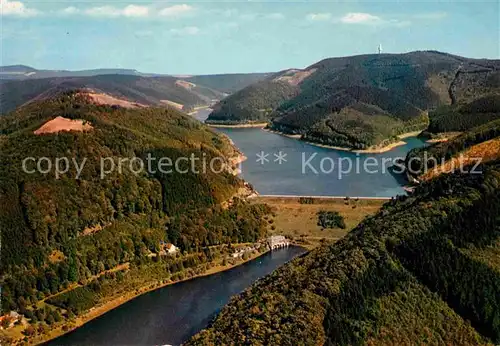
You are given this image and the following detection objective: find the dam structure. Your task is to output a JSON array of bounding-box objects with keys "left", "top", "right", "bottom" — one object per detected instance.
[{"left": 267, "top": 235, "right": 290, "bottom": 250}]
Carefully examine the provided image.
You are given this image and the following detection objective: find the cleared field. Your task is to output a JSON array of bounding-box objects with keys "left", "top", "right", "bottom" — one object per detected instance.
[{"left": 254, "top": 196, "right": 386, "bottom": 249}]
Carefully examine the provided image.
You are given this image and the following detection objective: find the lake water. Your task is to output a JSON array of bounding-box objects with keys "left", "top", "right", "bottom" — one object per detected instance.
[
  {"left": 49, "top": 110, "right": 426, "bottom": 346},
  {"left": 195, "top": 109, "right": 428, "bottom": 197},
  {"left": 48, "top": 247, "right": 306, "bottom": 346}
]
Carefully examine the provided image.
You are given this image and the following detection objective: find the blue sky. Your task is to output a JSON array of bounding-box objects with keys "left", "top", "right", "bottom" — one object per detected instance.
[{"left": 1, "top": 0, "right": 499, "bottom": 74}]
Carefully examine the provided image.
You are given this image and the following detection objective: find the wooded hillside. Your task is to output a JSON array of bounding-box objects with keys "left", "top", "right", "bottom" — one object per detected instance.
[
  {"left": 0, "top": 92, "right": 271, "bottom": 338},
  {"left": 208, "top": 51, "right": 500, "bottom": 149},
  {"left": 188, "top": 160, "right": 500, "bottom": 345}
]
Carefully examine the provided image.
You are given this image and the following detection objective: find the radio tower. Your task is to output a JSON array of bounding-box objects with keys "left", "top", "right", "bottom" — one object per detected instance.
[{"left": 378, "top": 44, "right": 383, "bottom": 54}]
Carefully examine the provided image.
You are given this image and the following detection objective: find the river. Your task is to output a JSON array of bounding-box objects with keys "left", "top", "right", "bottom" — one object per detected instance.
[
  {"left": 195, "top": 109, "right": 428, "bottom": 197},
  {"left": 48, "top": 247, "right": 306, "bottom": 346}
]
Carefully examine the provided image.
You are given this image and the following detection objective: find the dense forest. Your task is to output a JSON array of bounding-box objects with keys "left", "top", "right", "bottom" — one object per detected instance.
[
  {"left": 184, "top": 73, "right": 272, "bottom": 94},
  {"left": 207, "top": 51, "right": 500, "bottom": 149},
  {"left": 0, "top": 93, "right": 272, "bottom": 342},
  {"left": 405, "top": 118, "right": 500, "bottom": 179},
  {"left": 426, "top": 94, "right": 500, "bottom": 134},
  {"left": 207, "top": 78, "right": 300, "bottom": 123},
  {"left": 188, "top": 160, "right": 500, "bottom": 345}
]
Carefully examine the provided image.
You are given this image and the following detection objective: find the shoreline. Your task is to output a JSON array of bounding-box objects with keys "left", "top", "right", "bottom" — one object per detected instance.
[
  {"left": 426, "top": 138, "right": 449, "bottom": 143},
  {"left": 207, "top": 122, "right": 268, "bottom": 129},
  {"left": 30, "top": 248, "right": 276, "bottom": 345},
  {"left": 187, "top": 106, "right": 212, "bottom": 116},
  {"left": 255, "top": 195, "right": 391, "bottom": 200},
  {"left": 265, "top": 128, "right": 423, "bottom": 154},
  {"left": 302, "top": 140, "right": 408, "bottom": 154},
  {"left": 424, "top": 132, "right": 461, "bottom": 144},
  {"left": 397, "top": 130, "right": 423, "bottom": 139},
  {"left": 213, "top": 121, "right": 422, "bottom": 154},
  {"left": 263, "top": 127, "right": 302, "bottom": 139},
  {"left": 305, "top": 130, "right": 423, "bottom": 154}
]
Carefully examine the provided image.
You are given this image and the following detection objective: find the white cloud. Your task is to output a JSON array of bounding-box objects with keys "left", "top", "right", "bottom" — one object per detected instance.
[
  {"left": 266, "top": 13, "right": 284, "bottom": 20},
  {"left": 60, "top": 6, "right": 79, "bottom": 15},
  {"left": 340, "top": 12, "right": 382, "bottom": 24},
  {"left": 159, "top": 4, "right": 193, "bottom": 17},
  {"left": 83, "top": 4, "right": 149, "bottom": 18},
  {"left": 84, "top": 6, "right": 121, "bottom": 17},
  {"left": 170, "top": 26, "right": 199, "bottom": 35},
  {"left": 339, "top": 12, "right": 410, "bottom": 27},
  {"left": 122, "top": 5, "right": 149, "bottom": 17},
  {"left": 306, "top": 13, "right": 331, "bottom": 21},
  {"left": 56, "top": 3, "right": 195, "bottom": 19},
  {"left": 1, "top": 0, "right": 38, "bottom": 17}
]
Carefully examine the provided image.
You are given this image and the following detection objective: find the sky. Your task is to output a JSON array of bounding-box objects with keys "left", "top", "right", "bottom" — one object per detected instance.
[{"left": 1, "top": 0, "right": 499, "bottom": 75}]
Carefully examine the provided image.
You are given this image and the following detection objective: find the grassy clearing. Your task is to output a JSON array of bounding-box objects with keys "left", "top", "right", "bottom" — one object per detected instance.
[{"left": 255, "top": 197, "right": 385, "bottom": 249}]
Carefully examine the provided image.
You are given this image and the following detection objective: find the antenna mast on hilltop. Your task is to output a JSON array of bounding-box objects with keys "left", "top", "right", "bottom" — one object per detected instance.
[{"left": 378, "top": 44, "right": 383, "bottom": 54}]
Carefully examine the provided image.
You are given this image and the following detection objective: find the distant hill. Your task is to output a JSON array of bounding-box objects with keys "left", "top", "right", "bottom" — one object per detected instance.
[
  {"left": 0, "top": 66, "right": 271, "bottom": 90},
  {"left": 184, "top": 73, "right": 272, "bottom": 94},
  {"left": 0, "top": 67, "right": 273, "bottom": 114},
  {"left": 188, "top": 159, "right": 500, "bottom": 345},
  {"left": 0, "top": 65, "right": 163, "bottom": 80},
  {"left": 0, "top": 75, "right": 226, "bottom": 114},
  {"left": 207, "top": 51, "right": 500, "bottom": 150}
]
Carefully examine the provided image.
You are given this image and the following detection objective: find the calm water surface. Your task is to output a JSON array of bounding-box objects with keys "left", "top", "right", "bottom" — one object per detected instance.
[
  {"left": 51, "top": 109, "right": 426, "bottom": 345},
  {"left": 193, "top": 109, "right": 428, "bottom": 197},
  {"left": 49, "top": 247, "right": 305, "bottom": 346}
]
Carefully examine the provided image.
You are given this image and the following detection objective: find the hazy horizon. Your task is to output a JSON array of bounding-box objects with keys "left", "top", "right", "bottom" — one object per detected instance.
[
  {"left": 2, "top": 0, "right": 499, "bottom": 75},
  {"left": 3, "top": 48, "right": 500, "bottom": 77}
]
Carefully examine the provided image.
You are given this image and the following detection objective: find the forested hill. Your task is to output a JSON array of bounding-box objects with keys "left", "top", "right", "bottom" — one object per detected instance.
[
  {"left": 207, "top": 51, "right": 500, "bottom": 149},
  {"left": 188, "top": 161, "right": 500, "bottom": 345},
  {"left": 0, "top": 68, "right": 272, "bottom": 115},
  {"left": 0, "top": 75, "right": 225, "bottom": 114},
  {"left": 183, "top": 73, "right": 272, "bottom": 94},
  {"left": 426, "top": 94, "right": 500, "bottom": 134},
  {"left": 0, "top": 92, "right": 272, "bottom": 342},
  {"left": 405, "top": 117, "right": 500, "bottom": 181}
]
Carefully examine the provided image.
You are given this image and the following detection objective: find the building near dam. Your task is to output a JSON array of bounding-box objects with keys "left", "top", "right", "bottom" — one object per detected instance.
[{"left": 267, "top": 235, "right": 290, "bottom": 250}]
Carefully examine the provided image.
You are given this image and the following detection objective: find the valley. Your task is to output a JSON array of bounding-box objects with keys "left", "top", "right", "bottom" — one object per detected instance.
[{"left": 0, "top": 50, "right": 499, "bottom": 346}]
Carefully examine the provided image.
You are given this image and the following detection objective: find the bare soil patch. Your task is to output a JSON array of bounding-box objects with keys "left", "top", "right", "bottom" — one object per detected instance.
[
  {"left": 274, "top": 68, "right": 317, "bottom": 86},
  {"left": 85, "top": 92, "right": 145, "bottom": 109},
  {"left": 160, "top": 99, "right": 184, "bottom": 110},
  {"left": 34, "top": 116, "right": 93, "bottom": 135}
]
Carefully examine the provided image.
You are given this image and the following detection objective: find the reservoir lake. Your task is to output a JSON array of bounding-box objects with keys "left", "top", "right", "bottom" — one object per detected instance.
[
  {"left": 195, "top": 109, "right": 428, "bottom": 197},
  {"left": 50, "top": 109, "right": 426, "bottom": 345}
]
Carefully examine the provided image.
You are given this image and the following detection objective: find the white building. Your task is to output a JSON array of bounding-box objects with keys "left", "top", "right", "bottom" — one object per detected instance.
[{"left": 267, "top": 235, "right": 290, "bottom": 250}]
